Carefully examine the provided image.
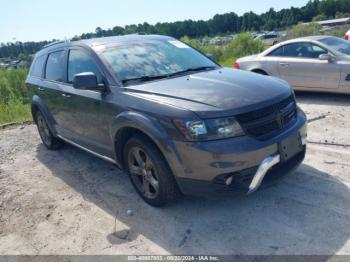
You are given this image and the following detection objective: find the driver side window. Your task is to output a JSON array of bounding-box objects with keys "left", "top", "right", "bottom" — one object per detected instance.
[
  {"left": 283, "top": 43, "right": 328, "bottom": 59},
  {"left": 67, "top": 49, "right": 102, "bottom": 84}
]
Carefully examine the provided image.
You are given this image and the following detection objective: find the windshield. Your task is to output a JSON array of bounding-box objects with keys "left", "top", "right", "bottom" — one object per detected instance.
[
  {"left": 319, "top": 37, "right": 350, "bottom": 55},
  {"left": 98, "top": 39, "right": 218, "bottom": 84}
]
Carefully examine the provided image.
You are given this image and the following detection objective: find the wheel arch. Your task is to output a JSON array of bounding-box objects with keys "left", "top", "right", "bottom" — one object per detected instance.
[
  {"left": 111, "top": 111, "right": 181, "bottom": 174},
  {"left": 114, "top": 126, "right": 158, "bottom": 168},
  {"left": 31, "top": 95, "right": 57, "bottom": 135},
  {"left": 251, "top": 68, "right": 269, "bottom": 75}
]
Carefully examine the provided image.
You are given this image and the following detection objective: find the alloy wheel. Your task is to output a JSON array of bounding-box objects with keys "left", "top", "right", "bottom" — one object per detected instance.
[
  {"left": 127, "top": 146, "right": 160, "bottom": 199},
  {"left": 36, "top": 113, "right": 51, "bottom": 146}
]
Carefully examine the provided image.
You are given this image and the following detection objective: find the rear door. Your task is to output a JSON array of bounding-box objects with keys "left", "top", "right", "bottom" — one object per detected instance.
[
  {"left": 27, "top": 54, "right": 48, "bottom": 104},
  {"left": 277, "top": 42, "right": 341, "bottom": 89}
]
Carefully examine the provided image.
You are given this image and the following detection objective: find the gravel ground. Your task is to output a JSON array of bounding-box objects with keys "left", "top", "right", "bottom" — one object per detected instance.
[{"left": 0, "top": 92, "right": 349, "bottom": 255}]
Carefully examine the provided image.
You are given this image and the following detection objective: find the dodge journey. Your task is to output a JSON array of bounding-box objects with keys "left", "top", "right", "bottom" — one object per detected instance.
[{"left": 26, "top": 34, "right": 307, "bottom": 206}]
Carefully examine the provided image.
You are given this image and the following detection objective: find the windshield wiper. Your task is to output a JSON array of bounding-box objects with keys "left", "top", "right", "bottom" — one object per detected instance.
[
  {"left": 167, "top": 66, "right": 217, "bottom": 77},
  {"left": 121, "top": 74, "right": 169, "bottom": 85},
  {"left": 121, "top": 66, "right": 217, "bottom": 85}
]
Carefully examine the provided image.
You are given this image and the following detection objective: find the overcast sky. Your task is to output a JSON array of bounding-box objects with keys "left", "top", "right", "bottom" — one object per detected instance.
[{"left": 1, "top": 0, "right": 309, "bottom": 43}]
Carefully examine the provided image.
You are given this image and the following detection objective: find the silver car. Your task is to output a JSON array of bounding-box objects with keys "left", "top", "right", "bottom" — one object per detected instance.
[
  {"left": 256, "top": 33, "right": 281, "bottom": 46},
  {"left": 236, "top": 36, "right": 350, "bottom": 94}
]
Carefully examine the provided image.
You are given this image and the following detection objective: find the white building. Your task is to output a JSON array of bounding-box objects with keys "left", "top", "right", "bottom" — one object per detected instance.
[{"left": 317, "top": 17, "right": 350, "bottom": 27}]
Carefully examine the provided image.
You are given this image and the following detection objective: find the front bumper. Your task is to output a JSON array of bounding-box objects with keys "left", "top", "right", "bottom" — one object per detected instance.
[
  {"left": 166, "top": 110, "right": 307, "bottom": 195},
  {"left": 175, "top": 147, "right": 305, "bottom": 195}
]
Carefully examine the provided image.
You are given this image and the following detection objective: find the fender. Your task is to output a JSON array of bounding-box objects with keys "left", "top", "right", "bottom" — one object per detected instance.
[
  {"left": 31, "top": 95, "right": 58, "bottom": 136},
  {"left": 111, "top": 111, "right": 184, "bottom": 175}
]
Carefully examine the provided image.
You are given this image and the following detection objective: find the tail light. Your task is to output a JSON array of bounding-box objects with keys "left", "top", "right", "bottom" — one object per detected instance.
[
  {"left": 233, "top": 62, "right": 240, "bottom": 69},
  {"left": 344, "top": 34, "right": 349, "bottom": 40}
]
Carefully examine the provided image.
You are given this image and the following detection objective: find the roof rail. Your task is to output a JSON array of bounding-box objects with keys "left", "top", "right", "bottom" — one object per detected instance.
[{"left": 43, "top": 40, "right": 70, "bottom": 49}]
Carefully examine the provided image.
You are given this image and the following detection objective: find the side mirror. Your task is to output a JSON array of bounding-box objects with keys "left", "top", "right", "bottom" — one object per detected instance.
[
  {"left": 319, "top": 53, "right": 334, "bottom": 62},
  {"left": 206, "top": 53, "right": 215, "bottom": 61},
  {"left": 73, "top": 72, "right": 104, "bottom": 91}
]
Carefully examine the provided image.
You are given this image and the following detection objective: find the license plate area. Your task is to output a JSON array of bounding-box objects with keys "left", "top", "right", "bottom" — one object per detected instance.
[{"left": 279, "top": 133, "right": 303, "bottom": 162}]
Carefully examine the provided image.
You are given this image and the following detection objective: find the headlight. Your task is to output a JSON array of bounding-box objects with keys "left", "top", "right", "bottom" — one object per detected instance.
[{"left": 174, "top": 117, "right": 244, "bottom": 141}]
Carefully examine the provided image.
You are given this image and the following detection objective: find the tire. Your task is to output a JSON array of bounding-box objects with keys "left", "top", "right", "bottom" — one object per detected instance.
[
  {"left": 123, "top": 135, "right": 180, "bottom": 206},
  {"left": 35, "top": 111, "right": 63, "bottom": 150}
]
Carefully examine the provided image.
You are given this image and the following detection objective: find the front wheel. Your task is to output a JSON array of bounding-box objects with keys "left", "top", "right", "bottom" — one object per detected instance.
[
  {"left": 123, "top": 135, "right": 180, "bottom": 206},
  {"left": 35, "top": 111, "right": 63, "bottom": 150}
]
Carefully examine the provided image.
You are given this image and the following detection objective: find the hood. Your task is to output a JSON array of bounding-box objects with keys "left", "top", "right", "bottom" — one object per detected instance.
[{"left": 123, "top": 68, "right": 292, "bottom": 118}]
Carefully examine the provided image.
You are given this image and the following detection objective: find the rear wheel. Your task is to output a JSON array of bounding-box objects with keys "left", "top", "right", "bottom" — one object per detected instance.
[
  {"left": 35, "top": 111, "right": 63, "bottom": 150},
  {"left": 123, "top": 135, "right": 180, "bottom": 206}
]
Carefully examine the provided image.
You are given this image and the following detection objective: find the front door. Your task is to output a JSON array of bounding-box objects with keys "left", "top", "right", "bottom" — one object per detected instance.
[
  {"left": 58, "top": 48, "right": 114, "bottom": 157},
  {"left": 277, "top": 42, "right": 341, "bottom": 89}
]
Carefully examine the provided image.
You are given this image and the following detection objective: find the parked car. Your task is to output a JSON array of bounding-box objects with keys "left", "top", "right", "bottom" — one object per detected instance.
[
  {"left": 344, "top": 29, "right": 350, "bottom": 41},
  {"left": 26, "top": 35, "right": 307, "bottom": 206},
  {"left": 256, "top": 33, "right": 281, "bottom": 46},
  {"left": 235, "top": 36, "right": 350, "bottom": 94}
]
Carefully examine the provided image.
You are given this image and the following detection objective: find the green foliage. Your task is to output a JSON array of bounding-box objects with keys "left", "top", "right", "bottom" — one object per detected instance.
[
  {"left": 0, "top": 102, "right": 31, "bottom": 124},
  {"left": 224, "top": 33, "right": 267, "bottom": 62},
  {"left": 335, "top": 12, "right": 350, "bottom": 18},
  {"left": 312, "top": 14, "right": 330, "bottom": 21},
  {"left": 327, "top": 26, "right": 349, "bottom": 37},
  {"left": 180, "top": 36, "right": 224, "bottom": 62},
  {"left": 0, "top": 68, "right": 31, "bottom": 124},
  {"left": 286, "top": 23, "right": 322, "bottom": 39},
  {"left": 182, "top": 33, "right": 267, "bottom": 67},
  {"left": 218, "top": 57, "right": 234, "bottom": 67}
]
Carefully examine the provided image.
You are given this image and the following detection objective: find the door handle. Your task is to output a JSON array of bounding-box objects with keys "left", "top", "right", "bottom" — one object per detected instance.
[
  {"left": 61, "top": 93, "right": 71, "bottom": 98},
  {"left": 279, "top": 62, "right": 290, "bottom": 67},
  {"left": 37, "top": 87, "right": 45, "bottom": 91}
]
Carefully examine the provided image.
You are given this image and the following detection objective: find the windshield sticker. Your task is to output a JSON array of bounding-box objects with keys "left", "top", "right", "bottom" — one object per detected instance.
[{"left": 168, "top": 40, "right": 190, "bottom": 48}]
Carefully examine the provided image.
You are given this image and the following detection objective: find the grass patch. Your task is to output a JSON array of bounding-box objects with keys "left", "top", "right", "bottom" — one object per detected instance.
[
  {"left": 219, "top": 57, "right": 234, "bottom": 67},
  {"left": 0, "top": 68, "right": 31, "bottom": 125},
  {"left": 0, "top": 102, "right": 31, "bottom": 125}
]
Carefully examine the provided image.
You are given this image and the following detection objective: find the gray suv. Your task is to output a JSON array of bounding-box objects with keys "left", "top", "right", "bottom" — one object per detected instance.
[{"left": 26, "top": 35, "right": 307, "bottom": 206}]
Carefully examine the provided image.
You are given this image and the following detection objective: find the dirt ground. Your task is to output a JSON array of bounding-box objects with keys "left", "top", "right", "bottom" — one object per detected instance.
[{"left": 0, "top": 92, "right": 349, "bottom": 255}]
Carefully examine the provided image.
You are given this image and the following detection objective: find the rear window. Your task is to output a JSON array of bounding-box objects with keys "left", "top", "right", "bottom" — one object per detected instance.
[
  {"left": 30, "top": 55, "right": 46, "bottom": 78},
  {"left": 45, "top": 51, "right": 66, "bottom": 82},
  {"left": 319, "top": 36, "right": 350, "bottom": 55}
]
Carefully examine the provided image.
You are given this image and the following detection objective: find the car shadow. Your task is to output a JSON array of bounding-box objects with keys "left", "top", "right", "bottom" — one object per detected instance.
[
  {"left": 295, "top": 91, "right": 350, "bottom": 107},
  {"left": 36, "top": 143, "right": 350, "bottom": 255}
]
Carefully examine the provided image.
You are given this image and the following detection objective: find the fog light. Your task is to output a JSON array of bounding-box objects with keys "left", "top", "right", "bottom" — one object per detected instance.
[{"left": 225, "top": 176, "right": 233, "bottom": 186}]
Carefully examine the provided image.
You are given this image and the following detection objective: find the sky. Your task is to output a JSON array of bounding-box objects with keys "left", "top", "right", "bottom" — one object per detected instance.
[{"left": 1, "top": 0, "right": 309, "bottom": 43}]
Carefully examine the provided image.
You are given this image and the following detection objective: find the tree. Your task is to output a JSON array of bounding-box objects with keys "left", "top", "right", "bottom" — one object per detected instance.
[
  {"left": 95, "top": 27, "right": 103, "bottom": 37},
  {"left": 319, "top": 0, "right": 338, "bottom": 17}
]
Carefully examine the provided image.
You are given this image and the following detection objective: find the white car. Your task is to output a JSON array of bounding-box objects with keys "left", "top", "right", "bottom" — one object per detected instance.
[
  {"left": 235, "top": 36, "right": 350, "bottom": 94},
  {"left": 344, "top": 29, "right": 350, "bottom": 41},
  {"left": 256, "top": 33, "right": 281, "bottom": 46}
]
